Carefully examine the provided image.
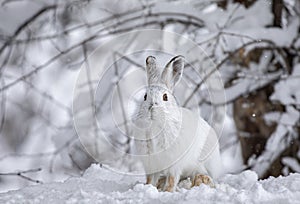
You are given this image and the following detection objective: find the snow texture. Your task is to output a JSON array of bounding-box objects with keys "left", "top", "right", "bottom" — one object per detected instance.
[{"left": 0, "top": 164, "right": 299, "bottom": 204}]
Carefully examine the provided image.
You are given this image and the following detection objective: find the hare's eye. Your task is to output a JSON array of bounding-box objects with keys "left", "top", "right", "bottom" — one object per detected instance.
[
  {"left": 144, "top": 93, "right": 147, "bottom": 101},
  {"left": 163, "top": 93, "right": 168, "bottom": 101}
]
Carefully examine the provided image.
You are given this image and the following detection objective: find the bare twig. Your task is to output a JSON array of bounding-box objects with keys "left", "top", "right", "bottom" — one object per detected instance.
[
  {"left": 115, "top": 52, "right": 144, "bottom": 69},
  {"left": 0, "top": 34, "right": 98, "bottom": 93},
  {"left": 11, "top": 10, "right": 204, "bottom": 45},
  {"left": 81, "top": 43, "right": 99, "bottom": 155},
  {"left": 113, "top": 52, "right": 131, "bottom": 153},
  {"left": 183, "top": 39, "right": 288, "bottom": 106},
  {"left": 49, "top": 135, "right": 77, "bottom": 172},
  {"left": 0, "top": 135, "right": 76, "bottom": 174},
  {"left": 23, "top": 80, "right": 72, "bottom": 116},
  {"left": 0, "top": 78, "right": 6, "bottom": 134},
  {"left": 0, "top": 14, "right": 201, "bottom": 93},
  {"left": 0, "top": 168, "right": 43, "bottom": 184},
  {"left": 0, "top": 5, "right": 57, "bottom": 57}
]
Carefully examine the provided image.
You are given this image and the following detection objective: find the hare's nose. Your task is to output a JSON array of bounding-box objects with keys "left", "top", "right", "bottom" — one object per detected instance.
[
  {"left": 150, "top": 102, "right": 158, "bottom": 106},
  {"left": 149, "top": 102, "right": 158, "bottom": 110}
]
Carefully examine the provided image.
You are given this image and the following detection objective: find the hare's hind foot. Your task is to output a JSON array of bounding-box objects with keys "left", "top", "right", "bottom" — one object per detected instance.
[{"left": 192, "top": 174, "right": 214, "bottom": 188}]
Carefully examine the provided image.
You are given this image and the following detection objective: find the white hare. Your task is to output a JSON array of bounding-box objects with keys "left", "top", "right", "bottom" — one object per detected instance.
[{"left": 132, "top": 55, "right": 223, "bottom": 192}]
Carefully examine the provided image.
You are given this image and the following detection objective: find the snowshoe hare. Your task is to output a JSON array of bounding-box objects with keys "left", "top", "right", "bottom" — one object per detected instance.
[{"left": 133, "top": 55, "right": 223, "bottom": 192}]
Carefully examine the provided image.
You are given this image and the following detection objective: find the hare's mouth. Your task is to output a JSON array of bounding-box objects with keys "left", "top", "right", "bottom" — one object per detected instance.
[
  {"left": 148, "top": 110, "right": 154, "bottom": 120},
  {"left": 145, "top": 107, "right": 154, "bottom": 120},
  {"left": 148, "top": 108, "right": 162, "bottom": 121}
]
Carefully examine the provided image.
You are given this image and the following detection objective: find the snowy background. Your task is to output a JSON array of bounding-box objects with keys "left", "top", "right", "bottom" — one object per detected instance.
[{"left": 0, "top": 0, "right": 300, "bottom": 202}]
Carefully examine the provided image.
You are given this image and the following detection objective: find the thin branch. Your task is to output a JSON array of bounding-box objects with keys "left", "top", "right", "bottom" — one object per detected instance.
[
  {"left": 0, "top": 34, "right": 98, "bottom": 93},
  {"left": 68, "top": 152, "right": 83, "bottom": 172},
  {"left": 49, "top": 135, "right": 77, "bottom": 172},
  {"left": 115, "top": 52, "right": 144, "bottom": 69},
  {"left": 0, "top": 135, "right": 76, "bottom": 174},
  {"left": 0, "top": 5, "right": 57, "bottom": 57},
  {"left": 11, "top": 10, "right": 204, "bottom": 45},
  {"left": 183, "top": 39, "right": 288, "bottom": 107},
  {"left": 0, "top": 14, "right": 204, "bottom": 94},
  {"left": 0, "top": 168, "right": 43, "bottom": 184},
  {"left": 82, "top": 43, "right": 99, "bottom": 155},
  {"left": 113, "top": 52, "right": 130, "bottom": 153},
  {"left": 23, "top": 80, "right": 72, "bottom": 116},
  {"left": 0, "top": 77, "right": 6, "bottom": 135}
]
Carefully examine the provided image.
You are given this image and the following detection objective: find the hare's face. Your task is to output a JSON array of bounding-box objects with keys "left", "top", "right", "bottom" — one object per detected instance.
[
  {"left": 134, "top": 55, "right": 184, "bottom": 124},
  {"left": 141, "top": 85, "right": 178, "bottom": 121}
]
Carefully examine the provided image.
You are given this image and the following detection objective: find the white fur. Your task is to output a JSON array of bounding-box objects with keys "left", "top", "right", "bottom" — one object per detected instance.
[{"left": 132, "top": 56, "right": 223, "bottom": 189}]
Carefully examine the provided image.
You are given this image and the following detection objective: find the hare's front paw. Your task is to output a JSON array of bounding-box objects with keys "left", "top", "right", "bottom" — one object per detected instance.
[
  {"left": 146, "top": 176, "right": 152, "bottom": 185},
  {"left": 146, "top": 173, "right": 163, "bottom": 187},
  {"left": 156, "top": 177, "right": 166, "bottom": 190},
  {"left": 164, "top": 175, "right": 176, "bottom": 192},
  {"left": 192, "top": 174, "right": 214, "bottom": 188}
]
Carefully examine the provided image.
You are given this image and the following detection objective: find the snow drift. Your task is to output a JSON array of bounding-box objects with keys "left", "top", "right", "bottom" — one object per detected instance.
[{"left": 0, "top": 164, "right": 299, "bottom": 204}]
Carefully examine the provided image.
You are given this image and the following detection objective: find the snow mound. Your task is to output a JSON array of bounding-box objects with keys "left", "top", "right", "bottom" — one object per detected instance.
[{"left": 1, "top": 164, "right": 300, "bottom": 203}]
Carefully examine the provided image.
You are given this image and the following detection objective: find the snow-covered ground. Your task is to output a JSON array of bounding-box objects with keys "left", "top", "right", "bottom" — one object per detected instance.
[{"left": 0, "top": 164, "right": 299, "bottom": 204}]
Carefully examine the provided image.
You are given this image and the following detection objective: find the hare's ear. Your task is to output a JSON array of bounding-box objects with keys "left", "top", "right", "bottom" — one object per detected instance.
[
  {"left": 146, "top": 56, "right": 160, "bottom": 85},
  {"left": 161, "top": 55, "right": 184, "bottom": 90}
]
